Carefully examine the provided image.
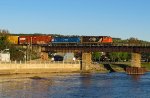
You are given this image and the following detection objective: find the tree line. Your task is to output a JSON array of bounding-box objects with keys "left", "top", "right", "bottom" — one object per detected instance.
[{"left": 0, "top": 29, "right": 26, "bottom": 61}]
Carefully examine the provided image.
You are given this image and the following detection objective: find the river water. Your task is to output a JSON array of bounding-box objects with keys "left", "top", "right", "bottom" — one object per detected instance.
[{"left": 0, "top": 72, "right": 150, "bottom": 98}]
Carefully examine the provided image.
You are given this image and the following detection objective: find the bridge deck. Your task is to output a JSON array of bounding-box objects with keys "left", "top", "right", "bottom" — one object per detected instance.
[{"left": 41, "top": 45, "right": 150, "bottom": 52}]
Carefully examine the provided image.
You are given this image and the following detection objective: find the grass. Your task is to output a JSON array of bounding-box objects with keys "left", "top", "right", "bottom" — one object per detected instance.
[{"left": 141, "top": 62, "right": 150, "bottom": 71}]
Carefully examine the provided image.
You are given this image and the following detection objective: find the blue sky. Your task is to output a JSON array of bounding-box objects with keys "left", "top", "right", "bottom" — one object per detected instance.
[{"left": 0, "top": 0, "right": 150, "bottom": 41}]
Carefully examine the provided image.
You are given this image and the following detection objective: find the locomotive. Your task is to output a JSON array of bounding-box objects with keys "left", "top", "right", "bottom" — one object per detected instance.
[{"left": 7, "top": 35, "right": 113, "bottom": 45}]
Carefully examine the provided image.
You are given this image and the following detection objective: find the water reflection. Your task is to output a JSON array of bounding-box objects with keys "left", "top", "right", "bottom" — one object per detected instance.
[
  {"left": 0, "top": 75, "right": 54, "bottom": 98},
  {"left": 130, "top": 75, "right": 141, "bottom": 81},
  {"left": 0, "top": 73, "right": 150, "bottom": 98},
  {"left": 80, "top": 73, "right": 92, "bottom": 86}
]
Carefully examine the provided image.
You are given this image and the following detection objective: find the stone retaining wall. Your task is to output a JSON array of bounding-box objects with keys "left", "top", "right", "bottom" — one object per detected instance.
[{"left": 0, "top": 63, "right": 80, "bottom": 74}]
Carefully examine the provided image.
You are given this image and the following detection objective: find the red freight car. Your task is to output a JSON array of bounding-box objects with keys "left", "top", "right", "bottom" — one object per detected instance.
[
  {"left": 19, "top": 36, "right": 31, "bottom": 44},
  {"left": 81, "top": 36, "right": 112, "bottom": 44},
  {"left": 32, "top": 36, "right": 52, "bottom": 44},
  {"left": 18, "top": 35, "right": 52, "bottom": 45}
]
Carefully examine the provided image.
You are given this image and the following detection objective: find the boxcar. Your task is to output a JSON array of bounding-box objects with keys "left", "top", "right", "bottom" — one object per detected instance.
[
  {"left": 52, "top": 37, "right": 81, "bottom": 44},
  {"left": 7, "top": 36, "right": 19, "bottom": 44},
  {"left": 19, "top": 35, "right": 52, "bottom": 45},
  {"left": 19, "top": 36, "right": 31, "bottom": 44},
  {"left": 32, "top": 35, "right": 52, "bottom": 44},
  {"left": 81, "top": 36, "right": 112, "bottom": 44}
]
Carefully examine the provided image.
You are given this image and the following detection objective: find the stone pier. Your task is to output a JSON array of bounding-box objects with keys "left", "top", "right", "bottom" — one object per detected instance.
[
  {"left": 131, "top": 53, "right": 141, "bottom": 67},
  {"left": 81, "top": 52, "right": 91, "bottom": 71},
  {"left": 126, "top": 53, "right": 146, "bottom": 74}
]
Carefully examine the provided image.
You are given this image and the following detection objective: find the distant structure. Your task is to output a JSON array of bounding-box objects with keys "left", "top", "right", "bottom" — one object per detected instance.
[
  {"left": 0, "top": 52, "right": 10, "bottom": 62},
  {"left": 63, "top": 53, "right": 75, "bottom": 62}
]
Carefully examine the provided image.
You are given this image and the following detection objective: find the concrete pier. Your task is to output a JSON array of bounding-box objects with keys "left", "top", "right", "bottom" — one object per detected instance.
[
  {"left": 81, "top": 52, "right": 91, "bottom": 71},
  {"left": 131, "top": 53, "right": 141, "bottom": 67},
  {"left": 126, "top": 53, "right": 146, "bottom": 74}
]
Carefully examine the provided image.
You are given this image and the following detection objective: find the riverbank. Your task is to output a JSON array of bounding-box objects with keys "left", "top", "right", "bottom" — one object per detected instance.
[
  {"left": 90, "top": 62, "right": 150, "bottom": 73},
  {"left": 0, "top": 62, "right": 150, "bottom": 75}
]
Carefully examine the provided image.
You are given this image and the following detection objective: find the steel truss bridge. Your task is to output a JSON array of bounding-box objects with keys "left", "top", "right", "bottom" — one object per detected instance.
[{"left": 39, "top": 44, "right": 150, "bottom": 74}]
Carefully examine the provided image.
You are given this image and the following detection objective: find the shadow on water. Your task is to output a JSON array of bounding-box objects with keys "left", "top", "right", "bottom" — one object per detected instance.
[{"left": 103, "top": 64, "right": 116, "bottom": 73}]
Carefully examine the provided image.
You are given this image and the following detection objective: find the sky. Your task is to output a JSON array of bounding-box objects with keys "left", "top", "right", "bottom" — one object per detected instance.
[{"left": 0, "top": 0, "right": 150, "bottom": 41}]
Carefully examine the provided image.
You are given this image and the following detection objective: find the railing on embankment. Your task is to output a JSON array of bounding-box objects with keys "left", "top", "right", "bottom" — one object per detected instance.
[{"left": 0, "top": 61, "right": 81, "bottom": 74}]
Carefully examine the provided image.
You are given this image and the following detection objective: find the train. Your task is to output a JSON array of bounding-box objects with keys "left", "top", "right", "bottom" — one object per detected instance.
[{"left": 7, "top": 35, "right": 113, "bottom": 45}]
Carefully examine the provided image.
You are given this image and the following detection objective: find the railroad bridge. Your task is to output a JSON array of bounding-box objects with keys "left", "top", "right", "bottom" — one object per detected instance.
[{"left": 41, "top": 45, "right": 150, "bottom": 74}]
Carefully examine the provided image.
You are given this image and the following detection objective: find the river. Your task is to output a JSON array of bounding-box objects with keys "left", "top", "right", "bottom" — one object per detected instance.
[{"left": 0, "top": 72, "right": 150, "bottom": 98}]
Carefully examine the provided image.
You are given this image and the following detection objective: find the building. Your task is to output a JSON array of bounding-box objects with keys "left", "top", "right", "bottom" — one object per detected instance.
[{"left": 0, "top": 52, "right": 10, "bottom": 62}]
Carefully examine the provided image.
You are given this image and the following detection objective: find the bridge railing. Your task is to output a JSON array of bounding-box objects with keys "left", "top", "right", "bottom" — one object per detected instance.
[{"left": 112, "top": 43, "right": 150, "bottom": 46}]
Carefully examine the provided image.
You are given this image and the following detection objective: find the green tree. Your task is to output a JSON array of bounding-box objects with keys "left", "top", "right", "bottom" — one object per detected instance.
[
  {"left": 92, "top": 52, "right": 102, "bottom": 61},
  {"left": 0, "top": 29, "right": 10, "bottom": 50},
  {"left": 9, "top": 46, "right": 25, "bottom": 61},
  {"left": 0, "top": 29, "right": 25, "bottom": 61},
  {"left": 108, "top": 52, "right": 131, "bottom": 62}
]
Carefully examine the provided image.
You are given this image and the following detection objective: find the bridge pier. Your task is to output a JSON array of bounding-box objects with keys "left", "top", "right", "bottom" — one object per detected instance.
[
  {"left": 126, "top": 53, "right": 146, "bottom": 74},
  {"left": 131, "top": 52, "right": 141, "bottom": 67},
  {"left": 81, "top": 52, "right": 91, "bottom": 72}
]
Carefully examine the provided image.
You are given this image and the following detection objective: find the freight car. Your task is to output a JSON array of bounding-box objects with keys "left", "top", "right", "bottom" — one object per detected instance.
[
  {"left": 7, "top": 35, "right": 52, "bottom": 45},
  {"left": 7, "top": 35, "right": 19, "bottom": 44},
  {"left": 19, "top": 36, "right": 31, "bottom": 44},
  {"left": 18, "top": 35, "right": 52, "bottom": 45}
]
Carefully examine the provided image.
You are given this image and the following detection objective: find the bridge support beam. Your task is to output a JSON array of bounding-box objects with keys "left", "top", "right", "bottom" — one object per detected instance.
[
  {"left": 126, "top": 53, "right": 146, "bottom": 74},
  {"left": 81, "top": 52, "right": 91, "bottom": 71}
]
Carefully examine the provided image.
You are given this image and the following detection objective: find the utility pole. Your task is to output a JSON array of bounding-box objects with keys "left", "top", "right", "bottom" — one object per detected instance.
[{"left": 30, "top": 37, "right": 32, "bottom": 62}]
